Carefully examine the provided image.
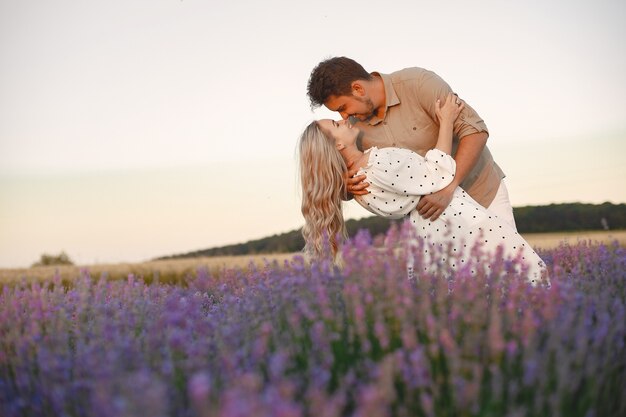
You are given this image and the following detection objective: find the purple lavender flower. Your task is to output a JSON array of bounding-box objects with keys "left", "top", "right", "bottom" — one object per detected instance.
[{"left": 1, "top": 229, "right": 625, "bottom": 417}]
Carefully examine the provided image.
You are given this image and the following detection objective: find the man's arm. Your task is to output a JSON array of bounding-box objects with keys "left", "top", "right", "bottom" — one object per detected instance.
[
  {"left": 416, "top": 131, "right": 487, "bottom": 220},
  {"left": 412, "top": 71, "right": 489, "bottom": 220},
  {"left": 447, "top": 131, "right": 488, "bottom": 186}
]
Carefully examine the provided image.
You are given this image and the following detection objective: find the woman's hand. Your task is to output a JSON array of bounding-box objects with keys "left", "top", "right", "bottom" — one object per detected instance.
[{"left": 435, "top": 92, "right": 465, "bottom": 125}]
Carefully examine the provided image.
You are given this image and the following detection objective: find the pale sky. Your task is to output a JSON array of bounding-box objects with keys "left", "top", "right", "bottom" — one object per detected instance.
[{"left": 1, "top": 0, "right": 625, "bottom": 268}]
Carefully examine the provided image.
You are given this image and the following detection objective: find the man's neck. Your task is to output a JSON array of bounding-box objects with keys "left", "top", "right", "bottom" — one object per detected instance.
[{"left": 370, "top": 73, "right": 387, "bottom": 119}]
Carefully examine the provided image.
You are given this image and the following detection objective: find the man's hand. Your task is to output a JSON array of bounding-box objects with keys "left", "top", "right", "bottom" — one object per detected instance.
[
  {"left": 345, "top": 161, "right": 369, "bottom": 196},
  {"left": 416, "top": 181, "right": 456, "bottom": 221},
  {"left": 416, "top": 130, "right": 488, "bottom": 217}
]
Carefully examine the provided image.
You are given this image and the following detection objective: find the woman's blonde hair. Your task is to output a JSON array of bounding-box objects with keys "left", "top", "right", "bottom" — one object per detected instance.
[{"left": 298, "top": 121, "right": 348, "bottom": 258}]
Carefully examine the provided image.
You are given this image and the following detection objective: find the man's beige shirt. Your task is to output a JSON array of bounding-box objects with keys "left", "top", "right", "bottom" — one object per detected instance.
[{"left": 355, "top": 67, "right": 505, "bottom": 207}]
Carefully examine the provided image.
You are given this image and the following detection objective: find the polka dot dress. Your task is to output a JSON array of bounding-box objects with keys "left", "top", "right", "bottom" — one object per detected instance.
[{"left": 354, "top": 147, "right": 546, "bottom": 284}]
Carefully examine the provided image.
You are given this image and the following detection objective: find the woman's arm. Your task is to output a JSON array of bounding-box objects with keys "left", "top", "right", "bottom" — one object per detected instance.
[{"left": 434, "top": 93, "right": 464, "bottom": 155}]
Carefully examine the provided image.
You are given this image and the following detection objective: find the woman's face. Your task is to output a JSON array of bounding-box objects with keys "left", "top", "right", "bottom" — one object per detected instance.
[{"left": 317, "top": 119, "right": 359, "bottom": 147}]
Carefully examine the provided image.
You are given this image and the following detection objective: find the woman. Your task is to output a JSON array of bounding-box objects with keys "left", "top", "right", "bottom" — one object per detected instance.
[{"left": 298, "top": 94, "right": 546, "bottom": 284}]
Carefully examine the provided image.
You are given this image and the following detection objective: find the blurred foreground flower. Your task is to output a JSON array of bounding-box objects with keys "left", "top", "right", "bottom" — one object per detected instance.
[{"left": 1, "top": 222, "right": 625, "bottom": 416}]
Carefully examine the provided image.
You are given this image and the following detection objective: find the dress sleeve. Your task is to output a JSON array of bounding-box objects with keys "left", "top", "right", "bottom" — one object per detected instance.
[
  {"left": 354, "top": 148, "right": 456, "bottom": 218},
  {"left": 365, "top": 148, "right": 455, "bottom": 195}
]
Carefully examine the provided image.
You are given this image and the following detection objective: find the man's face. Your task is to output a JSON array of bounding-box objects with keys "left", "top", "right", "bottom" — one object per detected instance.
[{"left": 324, "top": 93, "right": 376, "bottom": 122}]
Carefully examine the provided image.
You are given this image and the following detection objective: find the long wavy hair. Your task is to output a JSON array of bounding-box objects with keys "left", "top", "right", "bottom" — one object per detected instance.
[{"left": 298, "top": 121, "right": 348, "bottom": 258}]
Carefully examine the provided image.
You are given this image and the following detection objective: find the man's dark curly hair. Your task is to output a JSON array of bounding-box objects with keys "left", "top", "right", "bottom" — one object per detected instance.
[{"left": 307, "top": 57, "right": 373, "bottom": 109}]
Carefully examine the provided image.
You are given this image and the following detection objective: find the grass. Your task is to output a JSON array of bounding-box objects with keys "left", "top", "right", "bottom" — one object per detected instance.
[
  {"left": 0, "top": 253, "right": 298, "bottom": 286},
  {"left": 522, "top": 229, "right": 626, "bottom": 249},
  {"left": 1, "top": 230, "right": 624, "bottom": 286}
]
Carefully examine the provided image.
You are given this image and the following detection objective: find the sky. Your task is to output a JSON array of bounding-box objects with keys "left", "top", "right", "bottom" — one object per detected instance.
[{"left": 1, "top": 0, "right": 625, "bottom": 268}]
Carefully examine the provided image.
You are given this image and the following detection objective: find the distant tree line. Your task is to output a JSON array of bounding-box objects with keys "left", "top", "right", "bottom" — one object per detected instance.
[
  {"left": 32, "top": 251, "right": 74, "bottom": 267},
  {"left": 157, "top": 202, "right": 626, "bottom": 260},
  {"left": 513, "top": 202, "right": 625, "bottom": 233}
]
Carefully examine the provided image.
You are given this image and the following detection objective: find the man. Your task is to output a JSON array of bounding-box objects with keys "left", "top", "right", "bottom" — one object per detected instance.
[{"left": 306, "top": 56, "right": 516, "bottom": 228}]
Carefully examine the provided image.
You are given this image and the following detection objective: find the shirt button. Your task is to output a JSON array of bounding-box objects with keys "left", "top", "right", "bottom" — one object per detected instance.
[{"left": 383, "top": 121, "right": 387, "bottom": 125}]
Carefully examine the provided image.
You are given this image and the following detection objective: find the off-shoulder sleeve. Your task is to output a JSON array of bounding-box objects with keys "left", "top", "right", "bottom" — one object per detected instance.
[{"left": 354, "top": 148, "right": 456, "bottom": 218}]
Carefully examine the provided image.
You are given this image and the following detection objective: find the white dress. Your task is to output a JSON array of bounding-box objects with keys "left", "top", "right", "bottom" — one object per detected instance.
[{"left": 354, "top": 147, "right": 546, "bottom": 284}]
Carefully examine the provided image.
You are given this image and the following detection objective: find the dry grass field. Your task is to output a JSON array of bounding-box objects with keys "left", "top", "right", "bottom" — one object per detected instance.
[
  {"left": 0, "top": 253, "right": 298, "bottom": 286},
  {"left": 1, "top": 230, "right": 624, "bottom": 286},
  {"left": 521, "top": 229, "right": 626, "bottom": 250}
]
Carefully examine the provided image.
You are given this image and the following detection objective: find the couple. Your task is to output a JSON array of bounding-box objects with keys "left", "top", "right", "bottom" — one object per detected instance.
[{"left": 298, "top": 57, "right": 546, "bottom": 284}]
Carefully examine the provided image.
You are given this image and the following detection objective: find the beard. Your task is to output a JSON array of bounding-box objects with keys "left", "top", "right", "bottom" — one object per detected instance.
[{"left": 355, "top": 96, "right": 377, "bottom": 122}]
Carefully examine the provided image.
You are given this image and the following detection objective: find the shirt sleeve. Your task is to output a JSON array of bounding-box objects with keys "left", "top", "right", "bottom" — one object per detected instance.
[
  {"left": 354, "top": 148, "right": 456, "bottom": 218},
  {"left": 413, "top": 69, "right": 489, "bottom": 139}
]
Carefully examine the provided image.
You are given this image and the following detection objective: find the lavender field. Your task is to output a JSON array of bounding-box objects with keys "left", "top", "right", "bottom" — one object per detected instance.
[{"left": 1, "top": 224, "right": 625, "bottom": 417}]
